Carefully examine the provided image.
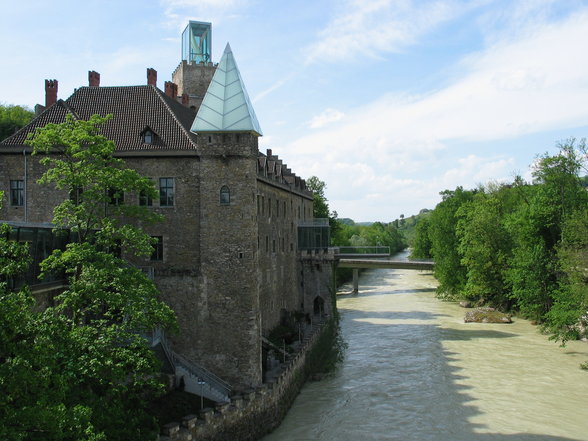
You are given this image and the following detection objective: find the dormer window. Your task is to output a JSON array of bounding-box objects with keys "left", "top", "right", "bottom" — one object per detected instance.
[
  {"left": 141, "top": 127, "right": 157, "bottom": 145},
  {"left": 144, "top": 130, "right": 153, "bottom": 144}
]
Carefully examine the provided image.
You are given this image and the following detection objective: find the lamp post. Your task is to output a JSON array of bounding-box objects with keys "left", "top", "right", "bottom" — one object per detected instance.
[{"left": 197, "top": 377, "right": 205, "bottom": 409}]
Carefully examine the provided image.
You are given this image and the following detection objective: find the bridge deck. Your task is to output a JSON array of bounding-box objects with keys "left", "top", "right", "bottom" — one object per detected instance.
[{"left": 337, "top": 259, "right": 434, "bottom": 270}]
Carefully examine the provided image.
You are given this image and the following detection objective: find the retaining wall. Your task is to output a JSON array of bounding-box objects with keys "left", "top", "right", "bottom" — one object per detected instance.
[{"left": 158, "top": 317, "right": 333, "bottom": 441}]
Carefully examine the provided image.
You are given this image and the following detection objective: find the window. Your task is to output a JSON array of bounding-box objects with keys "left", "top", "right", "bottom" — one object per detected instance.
[
  {"left": 143, "top": 130, "right": 154, "bottom": 144},
  {"left": 108, "top": 188, "right": 124, "bottom": 205},
  {"left": 69, "top": 187, "right": 83, "bottom": 205},
  {"left": 220, "top": 186, "right": 230, "bottom": 205},
  {"left": 10, "top": 180, "right": 24, "bottom": 206},
  {"left": 151, "top": 236, "right": 163, "bottom": 261},
  {"left": 139, "top": 189, "right": 152, "bottom": 206},
  {"left": 159, "top": 178, "right": 174, "bottom": 207}
]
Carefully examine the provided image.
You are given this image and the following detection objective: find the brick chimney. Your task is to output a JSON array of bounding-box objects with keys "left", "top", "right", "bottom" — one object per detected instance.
[
  {"left": 164, "top": 81, "right": 178, "bottom": 99},
  {"left": 147, "top": 68, "right": 157, "bottom": 86},
  {"left": 89, "top": 70, "right": 100, "bottom": 87},
  {"left": 266, "top": 149, "right": 272, "bottom": 157},
  {"left": 45, "top": 79, "right": 58, "bottom": 107},
  {"left": 181, "top": 93, "right": 189, "bottom": 106}
]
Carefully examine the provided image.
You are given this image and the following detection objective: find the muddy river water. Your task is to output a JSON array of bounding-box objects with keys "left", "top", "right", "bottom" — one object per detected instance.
[{"left": 262, "top": 252, "right": 588, "bottom": 441}]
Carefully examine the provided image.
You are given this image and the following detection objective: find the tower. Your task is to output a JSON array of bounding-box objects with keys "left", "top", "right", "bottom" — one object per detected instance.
[
  {"left": 192, "top": 43, "right": 264, "bottom": 389},
  {"left": 172, "top": 21, "right": 216, "bottom": 110}
]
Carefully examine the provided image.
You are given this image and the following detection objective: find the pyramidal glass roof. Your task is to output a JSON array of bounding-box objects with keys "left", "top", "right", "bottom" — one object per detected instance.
[{"left": 191, "top": 43, "right": 263, "bottom": 136}]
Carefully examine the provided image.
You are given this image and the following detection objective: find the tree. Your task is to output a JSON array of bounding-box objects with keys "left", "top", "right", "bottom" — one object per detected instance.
[
  {"left": 410, "top": 216, "right": 432, "bottom": 259},
  {"left": 506, "top": 142, "right": 588, "bottom": 321},
  {"left": 456, "top": 185, "right": 516, "bottom": 307},
  {"left": 16, "top": 114, "right": 178, "bottom": 441},
  {"left": 545, "top": 209, "right": 588, "bottom": 344},
  {"left": 306, "top": 175, "right": 330, "bottom": 219},
  {"left": 0, "top": 104, "right": 34, "bottom": 141},
  {"left": 428, "top": 187, "right": 475, "bottom": 298},
  {"left": 306, "top": 175, "right": 343, "bottom": 241}
]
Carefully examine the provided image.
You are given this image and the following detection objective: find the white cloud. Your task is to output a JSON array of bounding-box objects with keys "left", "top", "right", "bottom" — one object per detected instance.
[
  {"left": 283, "top": 7, "right": 588, "bottom": 220},
  {"left": 304, "top": 0, "right": 468, "bottom": 64},
  {"left": 308, "top": 108, "right": 345, "bottom": 129}
]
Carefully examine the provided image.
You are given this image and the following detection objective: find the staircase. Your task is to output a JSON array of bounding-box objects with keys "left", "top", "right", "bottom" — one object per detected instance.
[{"left": 158, "top": 335, "right": 232, "bottom": 403}]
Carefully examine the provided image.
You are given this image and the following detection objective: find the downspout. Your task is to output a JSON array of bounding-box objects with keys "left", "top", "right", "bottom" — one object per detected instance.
[{"left": 23, "top": 148, "right": 28, "bottom": 222}]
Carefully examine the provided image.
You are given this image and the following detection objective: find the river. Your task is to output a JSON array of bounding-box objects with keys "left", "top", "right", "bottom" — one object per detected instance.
[{"left": 262, "top": 251, "right": 588, "bottom": 441}]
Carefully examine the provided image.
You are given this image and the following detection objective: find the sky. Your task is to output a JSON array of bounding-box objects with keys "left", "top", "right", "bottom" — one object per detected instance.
[{"left": 2, "top": 0, "right": 588, "bottom": 222}]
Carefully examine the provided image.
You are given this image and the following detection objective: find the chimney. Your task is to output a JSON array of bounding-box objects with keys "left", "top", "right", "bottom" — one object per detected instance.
[
  {"left": 181, "top": 93, "right": 189, "bottom": 106},
  {"left": 164, "top": 81, "right": 178, "bottom": 99},
  {"left": 147, "top": 68, "right": 157, "bottom": 86},
  {"left": 45, "top": 79, "right": 58, "bottom": 107},
  {"left": 89, "top": 70, "right": 100, "bottom": 87},
  {"left": 266, "top": 149, "right": 272, "bottom": 157}
]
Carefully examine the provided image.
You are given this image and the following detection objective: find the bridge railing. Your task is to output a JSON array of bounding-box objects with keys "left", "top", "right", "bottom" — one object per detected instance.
[{"left": 336, "top": 246, "right": 390, "bottom": 256}]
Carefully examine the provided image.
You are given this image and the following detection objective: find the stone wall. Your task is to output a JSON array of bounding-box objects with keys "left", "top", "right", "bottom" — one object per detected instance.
[
  {"left": 256, "top": 179, "right": 310, "bottom": 334},
  {"left": 158, "top": 316, "right": 335, "bottom": 441},
  {"left": 0, "top": 152, "right": 67, "bottom": 223},
  {"left": 197, "top": 133, "right": 262, "bottom": 389},
  {"left": 172, "top": 61, "right": 217, "bottom": 110},
  {"left": 300, "top": 249, "right": 337, "bottom": 318}
]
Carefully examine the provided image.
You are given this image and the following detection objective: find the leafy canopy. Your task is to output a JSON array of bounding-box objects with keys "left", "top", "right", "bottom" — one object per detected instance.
[{"left": 1, "top": 114, "right": 180, "bottom": 440}]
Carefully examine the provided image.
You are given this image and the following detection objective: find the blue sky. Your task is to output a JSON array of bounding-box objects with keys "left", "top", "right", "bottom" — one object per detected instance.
[{"left": 2, "top": 0, "right": 588, "bottom": 222}]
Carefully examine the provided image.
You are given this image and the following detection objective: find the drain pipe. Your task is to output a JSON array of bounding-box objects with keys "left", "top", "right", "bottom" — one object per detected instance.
[{"left": 23, "top": 148, "right": 28, "bottom": 222}]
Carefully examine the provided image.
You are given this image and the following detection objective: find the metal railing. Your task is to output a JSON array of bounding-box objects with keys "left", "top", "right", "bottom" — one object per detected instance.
[
  {"left": 336, "top": 246, "right": 390, "bottom": 255},
  {"left": 160, "top": 336, "right": 232, "bottom": 401}
]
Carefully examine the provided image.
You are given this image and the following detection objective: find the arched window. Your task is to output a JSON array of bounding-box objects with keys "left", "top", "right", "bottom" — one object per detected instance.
[{"left": 220, "top": 185, "right": 230, "bottom": 205}]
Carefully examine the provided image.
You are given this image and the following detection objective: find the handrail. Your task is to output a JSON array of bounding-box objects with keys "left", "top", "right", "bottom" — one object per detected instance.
[
  {"left": 161, "top": 337, "right": 232, "bottom": 398},
  {"left": 336, "top": 246, "right": 390, "bottom": 255}
]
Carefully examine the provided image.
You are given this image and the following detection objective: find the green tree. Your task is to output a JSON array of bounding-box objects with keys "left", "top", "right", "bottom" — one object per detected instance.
[
  {"left": 306, "top": 175, "right": 343, "bottom": 241},
  {"left": 545, "top": 209, "right": 588, "bottom": 344},
  {"left": 0, "top": 104, "right": 34, "bottom": 141},
  {"left": 19, "top": 114, "right": 177, "bottom": 441},
  {"left": 506, "top": 142, "right": 588, "bottom": 321},
  {"left": 427, "top": 187, "right": 475, "bottom": 298},
  {"left": 456, "top": 185, "right": 517, "bottom": 307},
  {"left": 306, "top": 175, "right": 330, "bottom": 219},
  {"left": 410, "top": 216, "right": 432, "bottom": 259},
  {"left": 0, "top": 194, "right": 103, "bottom": 440}
]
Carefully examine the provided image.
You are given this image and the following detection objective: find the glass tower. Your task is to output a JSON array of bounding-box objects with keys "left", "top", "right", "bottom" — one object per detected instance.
[{"left": 182, "top": 21, "right": 212, "bottom": 64}]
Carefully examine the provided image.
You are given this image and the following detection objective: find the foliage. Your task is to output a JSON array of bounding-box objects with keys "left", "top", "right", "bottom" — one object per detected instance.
[
  {"left": 0, "top": 104, "right": 34, "bottom": 141},
  {"left": 0, "top": 114, "right": 179, "bottom": 440},
  {"left": 414, "top": 139, "right": 588, "bottom": 367},
  {"left": 306, "top": 176, "right": 330, "bottom": 220},
  {"left": 427, "top": 187, "right": 475, "bottom": 298},
  {"left": 408, "top": 213, "right": 432, "bottom": 259}
]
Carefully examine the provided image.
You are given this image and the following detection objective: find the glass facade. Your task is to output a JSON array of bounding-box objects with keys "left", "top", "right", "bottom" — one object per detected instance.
[
  {"left": 298, "top": 219, "right": 330, "bottom": 251},
  {"left": 182, "top": 21, "right": 212, "bottom": 64},
  {"left": 4, "top": 224, "right": 71, "bottom": 288}
]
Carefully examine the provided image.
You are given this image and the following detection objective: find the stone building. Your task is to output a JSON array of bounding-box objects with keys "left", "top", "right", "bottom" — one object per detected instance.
[{"left": 0, "top": 21, "right": 334, "bottom": 395}]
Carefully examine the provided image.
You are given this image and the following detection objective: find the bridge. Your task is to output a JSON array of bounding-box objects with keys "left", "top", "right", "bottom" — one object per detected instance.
[{"left": 334, "top": 247, "right": 434, "bottom": 293}]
